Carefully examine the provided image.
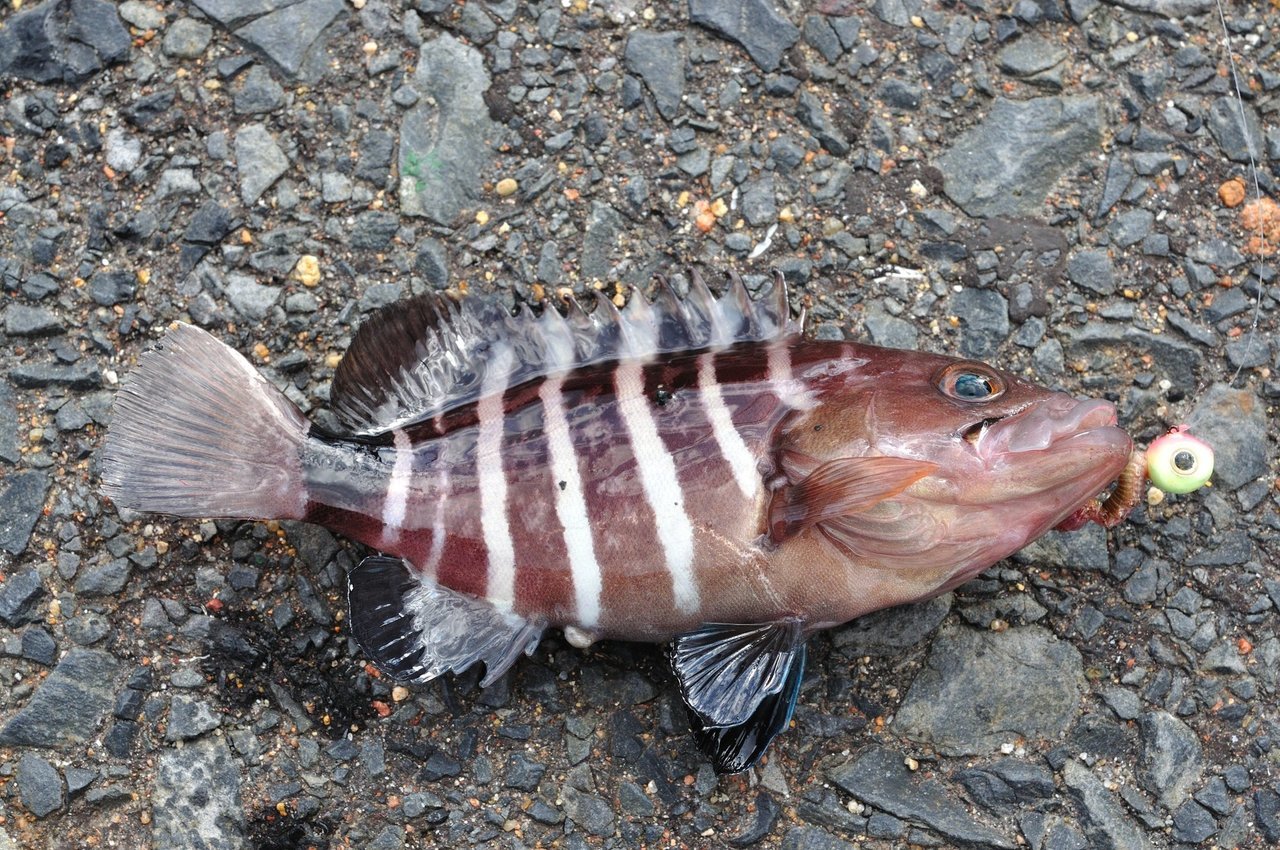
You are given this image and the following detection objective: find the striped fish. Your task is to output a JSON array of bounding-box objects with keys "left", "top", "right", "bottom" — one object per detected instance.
[{"left": 101, "top": 271, "right": 1133, "bottom": 772}]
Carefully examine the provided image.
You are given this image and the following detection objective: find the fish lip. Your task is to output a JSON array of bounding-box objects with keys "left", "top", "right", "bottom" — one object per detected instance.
[{"left": 971, "top": 398, "right": 1124, "bottom": 462}]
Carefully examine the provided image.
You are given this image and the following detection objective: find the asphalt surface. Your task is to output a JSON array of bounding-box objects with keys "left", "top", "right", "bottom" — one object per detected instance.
[{"left": 0, "top": 0, "right": 1277, "bottom": 848}]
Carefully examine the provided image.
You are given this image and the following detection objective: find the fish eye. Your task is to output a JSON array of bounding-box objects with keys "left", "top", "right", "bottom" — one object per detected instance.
[
  {"left": 1147, "top": 426, "right": 1214, "bottom": 493},
  {"left": 936, "top": 363, "right": 1005, "bottom": 403}
]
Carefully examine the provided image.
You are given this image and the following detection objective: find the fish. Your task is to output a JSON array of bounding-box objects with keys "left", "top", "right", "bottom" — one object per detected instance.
[{"left": 100, "top": 271, "right": 1134, "bottom": 773}]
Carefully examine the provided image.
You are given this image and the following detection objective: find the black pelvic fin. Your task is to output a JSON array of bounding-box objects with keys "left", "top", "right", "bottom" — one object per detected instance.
[
  {"left": 347, "top": 556, "right": 543, "bottom": 687},
  {"left": 669, "top": 619, "right": 807, "bottom": 774}
]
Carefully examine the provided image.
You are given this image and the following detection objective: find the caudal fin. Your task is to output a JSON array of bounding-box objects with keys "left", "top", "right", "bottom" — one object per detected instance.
[{"left": 101, "top": 323, "right": 310, "bottom": 520}]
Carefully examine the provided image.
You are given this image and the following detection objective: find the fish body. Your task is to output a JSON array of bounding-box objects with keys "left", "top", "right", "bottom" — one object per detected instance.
[{"left": 102, "top": 273, "right": 1132, "bottom": 771}]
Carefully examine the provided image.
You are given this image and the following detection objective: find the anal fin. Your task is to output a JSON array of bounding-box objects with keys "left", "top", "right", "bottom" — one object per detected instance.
[
  {"left": 669, "top": 619, "right": 807, "bottom": 774},
  {"left": 347, "top": 556, "right": 543, "bottom": 687}
]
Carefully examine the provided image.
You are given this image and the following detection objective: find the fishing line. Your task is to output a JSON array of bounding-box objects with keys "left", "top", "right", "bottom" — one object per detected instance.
[{"left": 1213, "top": 0, "right": 1270, "bottom": 387}]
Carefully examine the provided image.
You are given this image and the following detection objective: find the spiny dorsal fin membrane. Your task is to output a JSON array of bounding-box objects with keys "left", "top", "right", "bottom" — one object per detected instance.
[{"left": 331, "top": 269, "right": 800, "bottom": 436}]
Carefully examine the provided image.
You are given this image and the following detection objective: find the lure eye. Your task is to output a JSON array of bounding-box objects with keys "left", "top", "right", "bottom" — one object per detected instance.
[
  {"left": 936, "top": 363, "right": 1005, "bottom": 403},
  {"left": 1147, "top": 426, "right": 1214, "bottom": 494}
]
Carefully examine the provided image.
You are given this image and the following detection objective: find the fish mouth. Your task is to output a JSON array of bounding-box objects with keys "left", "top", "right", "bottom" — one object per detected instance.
[{"left": 964, "top": 397, "right": 1128, "bottom": 463}]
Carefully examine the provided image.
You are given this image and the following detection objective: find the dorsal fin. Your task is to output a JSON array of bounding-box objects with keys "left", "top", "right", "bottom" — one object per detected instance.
[{"left": 331, "top": 270, "right": 801, "bottom": 436}]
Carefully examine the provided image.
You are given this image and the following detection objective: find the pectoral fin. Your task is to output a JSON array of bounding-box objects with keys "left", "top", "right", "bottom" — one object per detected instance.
[
  {"left": 347, "top": 556, "right": 543, "bottom": 687},
  {"left": 669, "top": 619, "right": 807, "bottom": 774},
  {"left": 768, "top": 456, "right": 937, "bottom": 542}
]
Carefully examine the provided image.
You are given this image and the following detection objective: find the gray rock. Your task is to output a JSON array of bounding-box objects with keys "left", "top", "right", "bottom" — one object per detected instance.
[
  {"left": 624, "top": 31, "right": 684, "bottom": 120},
  {"left": 796, "top": 90, "right": 850, "bottom": 155},
  {"left": 233, "top": 0, "right": 346, "bottom": 78},
  {"left": 1257, "top": 788, "right": 1280, "bottom": 843},
  {"left": 828, "top": 746, "right": 1015, "bottom": 848},
  {"left": 741, "top": 174, "right": 777, "bottom": 227},
  {"left": 104, "top": 129, "right": 143, "bottom": 174},
  {"left": 163, "top": 17, "right": 213, "bottom": 59},
  {"left": 1206, "top": 96, "right": 1266, "bottom": 164},
  {"left": 233, "top": 65, "right": 285, "bottom": 114},
  {"left": 1138, "top": 710, "right": 1202, "bottom": 809},
  {"left": 1109, "top": 209, "right": 1154, "bottom": 248},
  {"left": 779, "top": 826, "right": 858, "bottom": 850},
  {"left": 167, "top": 695, "right": 222, "bottom": 741},
  {"left": 895, "top": 624, "right": 1084, "bottom": 755},
  {"left": 1105, "top": 0, "right": 1211, "bottom": 12},
  {"left": 863, "top": 305, "right": 919, "bottom": 350},
  {"left": 582, "top": 201, "right": 623, "bottom": 282},
  {"left": 414, "top": 239, "right": 449, "bottom": 288},
  {"left": 1186, "top": 384, "right": 1267, "bottom": 490},
  {"left": 21, "top": 626, "right": 57, "bottom": 665},
  {"left": 74, "top": 558, "right": 130, "bottom": 596},
  {"left": 9, "top": 362, "right": 99, "bottom": 390},
  {"left": 998, "top": 34, "right": 1067, "bottom": 77},
  {"left": 1061, "top": 760, "right": 1153, "bottom": 850},
  {"left": 938, "top": 96, "right": 1102, "bottom": 218},
  {"left": 0, "top": 0, "right": 131, "bottom": 83},
  {"left": 504, "top": 752, "right": 547, "bottom": 791},
  {"left": 0, "top": 385, "right": 18, "bottom": 466},
  {"left": 400, "top": 34, "right": 504, "bottom": 223},
  {"left": 1171, "top": 799, "right": 1217, "bottom": 843},
  {"left": 153, "top": 737, "right": 246, "bottom": 850},
  {"left": 16, "top": 753, "right": 63, "bottom": 818},
  {"left": 0, "top": 471, "right": 50, "bottom": 556},
  {"left": 118, "top": 0, "right": 164, "bottom": 28},
  {"left": 688, "top": 0, "right": 800, "bottom": 72},
  {"left": 350, "top": 211, "right": 399, "bottom": 250},
  {"left": 0, "top": 649, "right": 120, "bottom": 748},
  {"left": 321, "top": 172, "right": 352, "bottom": 202},
  {"left": 1020, "top": 813, "right": 1087, "bottom": 850},
  {"left": 3, "top": 304, "right": 63, "bottom": 336},
  {"left": 949, "top": 288, "right": 1009, "bottom": 359},
  {"left": 225, "top": 273, "right": 280, "bottom": 320},
  {"left": 1066, "top": 323, "right": 1201, "bottom": 389},
  {"left": 89, "top": 270, "right": 137, "bottom": 306},
  {"left": 871, "top": 0, "right": 923, "bottom": 26},
  {"left": 1067, "top": 249, "right": 1115, "bottom": 295},
  {"left": 1016, "top": 524, "right": 1109, "bottom": 572},
  {"left": 561, "top": 785, "right": 615, "bottom": 837},
  {"left": 833, "top": 594, "right": 951, "bottom": 656},
  {"left": 234, "top": 123, "right": 289, "bottom": 204},
  {"left": 0, "top": 569, "right": 45, "bottom": 626}
]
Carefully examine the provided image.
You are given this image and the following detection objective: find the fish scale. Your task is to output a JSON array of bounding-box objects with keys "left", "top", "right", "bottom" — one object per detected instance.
[{"left": 101, "top": 271, "right": 1134, "bottom": 773}]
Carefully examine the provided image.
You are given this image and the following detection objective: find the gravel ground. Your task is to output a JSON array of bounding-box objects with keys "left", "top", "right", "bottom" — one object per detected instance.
[{"left": 1, "top": 0, "right": 1278, "bottom": 848}]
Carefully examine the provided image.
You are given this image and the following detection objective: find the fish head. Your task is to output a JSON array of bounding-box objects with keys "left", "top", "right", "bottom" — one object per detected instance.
[{"left": 786, "top": 343, "right": 1133, "bottom": 573}]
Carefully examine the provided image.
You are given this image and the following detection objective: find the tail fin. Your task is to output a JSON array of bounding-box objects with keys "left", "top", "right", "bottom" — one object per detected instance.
[{"left": 101, "top": 323, "right": 310, "bottom": 520}]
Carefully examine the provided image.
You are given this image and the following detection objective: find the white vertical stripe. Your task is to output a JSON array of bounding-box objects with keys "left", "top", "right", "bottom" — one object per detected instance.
[
  {"left": 479, "top": 346, "right": 516, "bottom": 612},
  {"left": 697, "top": 353, "right": 758, "bottom": 500},
  {"left": 615, "top": 359, "right": 700, "bottom": 614},
  {"left": 421, "top": 465, "right": 449, "bottom": 580},
  {"left": 380, "top": 428, "right": 413, "bottom": 548},
  {"left": 539, "top": 375, "right": 603, "bottom": 628},
  {"left": 767, "top": 337, "right": 816, "bottom": 411}
]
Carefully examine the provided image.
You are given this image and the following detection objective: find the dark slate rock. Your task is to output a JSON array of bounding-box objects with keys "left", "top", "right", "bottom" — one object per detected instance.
[
  {"left": 623, "top": 31, "right": 684, "bottom": 121},
  {"left": 1065, "top": 323, "right": 1201, "bottom": 389},
  {"left": 1067, "top": 249, "right": 1115, "bottom": 296},
  {"left": 355, "top": 129, "right": 395, "bottom": 185},
  {"left": 949, "top": 288, "right": 1009, "bottom": 359},
  {"left": 181, "top": 202, "right": 238, "bottom": 271},
  {"left": 894, "top": 624, "right": 1083, "bottom": 756},
  {"left": 123, "top": 89, "right": 177, "bottom": 131},
  {"left": 153, "top": 737, "right": 246, "bottom": 849},
  {"left": 0, "top": 471, "right": 50, "bottom": 556},
  {"left": 1206, "top": 96, "right": 1266, "bottom": 164},
  {"left": 9, "top": 362, "right": 99, "bottom": 390},
  {"left": 832, "top": 594, "right": 951, "bottom": 656},
  {"left": 88, "top": 270, "right": 136, "bottom": 306},
  {"left": 1094, "top": 157, "right": 1134, "bottom": 223},
  {"left": 167, "top": 695, "right": 222, "bottom": 741},
  {"left": 233, "top": 64, "right": 285, "bottom": 115},
  {"left": 828, "top": 746, "right": 1015, "bottom": 848},
  {"left": 400, "top": 34, "right": 503, "bottom": 224},
  {"left": 561, "top": 786, "right": 615, "bottom": 837},
  {"left": 0, "top": 0, "right": 131, "bottom": 84},
  {"left": 688, "top": 0, "right": 800, "bottom": 73},
  {"left": 779, "top": 826, "right": 857, "bottom": 850},
  {"left": 997, "top": 34, "right": 1067, "bottom": 77},
  {"left": 1186, "top": 384, "right": 1267, "bottom": 490},
  {"left": 741, "top": 174, "right": 777, "bottom": 227},
  {"left": 0, "top": 648, "right": 120, "bottom": 747},
  {"left": 350, "top": 211, "right": 400, "bottom": 250},
  {"left": 1061, "top": 760, "right": 1153, "bottom": 850},
  {"left": 234, "top": 123, "right": 288, "bottom": 205},
  {"left": 21, "top": 626, "right": 57, "bottom": 666},
  {"left": 1138, "top": 710, "right": 1202, "bottom": 809},
  {"left": 1016, "top": 524, "right": 1109, "bottom": 572},
  {"left": 863, "top": 306, "right": 919, "bottom": 350},
  {"left": 796, "top": 90, "right": 850, "bottom": 155},
  {"left": 938, "top": 96, "right": 1102, "bottom": 218},
  {"left": 582, "top": 201, "right": 623, "bottom": 282},
  {"left": 16, "top": 752, "right": 63, "bottom": 818},
  {"left": 0, "top": 385, "right": 18, "bottom": 465},
  {"left": 504, "top": 752, "right": 547, "bottom": 791},
  {"left": 233, "top": 0, "right": 346, "bottom": 78},
  {"left": 3, "top": 304, "right": 64, "bottom": 336},
  {"left": 1194, "top": 777, "right": 1232, "bottom": 816},
  {"left": 282, "top": 522, "right": 339, "bottom": 569},
  {"left": 1257, "top": 788, "right": 1280, "bottom": 843},
  {"left": 1171, "top": 799, "right": 1217, "bottom": 843},
  {"left": 75, "top": 558, "right": 130, "bottom": 596},
  {"left": 0, "top": 569, "right": 46, "bottom": 626}
]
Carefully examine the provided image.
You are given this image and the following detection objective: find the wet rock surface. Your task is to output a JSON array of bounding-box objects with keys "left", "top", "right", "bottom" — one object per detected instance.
[{"left": 0, "top": 0, "right": 1276, "bottom": 848}]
